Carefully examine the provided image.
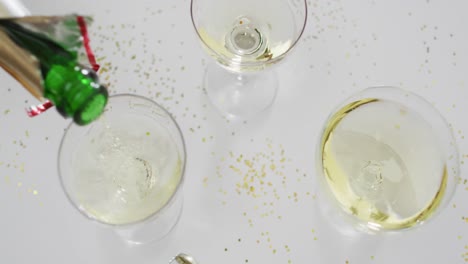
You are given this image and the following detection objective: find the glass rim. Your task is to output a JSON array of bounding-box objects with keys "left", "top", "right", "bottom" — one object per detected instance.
[
  {"left": 315, "top": 86, "right": 460, "bottom": 232},
  {"left": 57, "top": 93, "right": 187, "bottom": 228},
  {"left": 190, "top": 0, "right": 308, "bottom": 68}
]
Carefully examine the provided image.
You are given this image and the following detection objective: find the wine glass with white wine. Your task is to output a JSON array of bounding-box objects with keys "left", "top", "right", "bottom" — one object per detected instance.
[
  {"left": 316, "top": 87, "right": 459, "bottom": 233},
  {"left": 59, "top": 94, "right": 186, "bottom": 244},
  {"left": 191, "top": 0, "right": 307, "bottom": 119}
]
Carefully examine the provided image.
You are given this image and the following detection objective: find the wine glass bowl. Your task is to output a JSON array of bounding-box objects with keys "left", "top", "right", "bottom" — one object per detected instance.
[
  {"left": 191, "top": 0, "right": 307, "bottom": 72},
  {"left": 316, "top": 87, "right": 459, "bottom": 232},
  {"left": 58, "top": 94, "right": 186, "bottom": 244}
]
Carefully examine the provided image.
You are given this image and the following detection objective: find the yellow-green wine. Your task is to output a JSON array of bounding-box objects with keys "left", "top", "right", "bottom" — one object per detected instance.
[
  {"left": 72, "top": 114, "right": 183, "bottom": 225},
  {"left": 321, "top": 98, "right": 447, "bottom": 230}
]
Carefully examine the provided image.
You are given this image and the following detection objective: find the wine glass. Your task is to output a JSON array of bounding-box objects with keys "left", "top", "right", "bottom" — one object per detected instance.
[
  {"left": 191, "top": 0, "right": 307, "bottom": 118},
  {"left": 316, "top": 87, "right": 459, "bottom": 233},
  {"left": 58, "top": 94, "right": 186, "bottom": 244}
]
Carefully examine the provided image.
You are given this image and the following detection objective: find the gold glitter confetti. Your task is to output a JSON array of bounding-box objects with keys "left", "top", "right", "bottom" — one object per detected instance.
[
  {"left": 209, "top": 139, "right": 311, "bottom": 259},
  {"left": 463, "top": 245, "right": 468, "bottom": 262}
]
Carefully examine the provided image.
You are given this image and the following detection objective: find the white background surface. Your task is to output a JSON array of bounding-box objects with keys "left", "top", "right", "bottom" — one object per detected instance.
[{"left": 1, "top": 0, "right": 467, "bottom": 263}]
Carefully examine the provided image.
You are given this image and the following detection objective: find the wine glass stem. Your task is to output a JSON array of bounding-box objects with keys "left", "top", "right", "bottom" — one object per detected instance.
[{"left": 203, "top": 63, "right": 278, "bottom": 118}]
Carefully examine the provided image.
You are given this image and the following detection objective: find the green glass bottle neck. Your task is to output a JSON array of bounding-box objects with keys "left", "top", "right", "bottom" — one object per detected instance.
[
  {"left": 44, "top": 63, "right": 108, "bottom": 125},
  {"left": 0, "top": 19, "right": 107, "bottom": 125}
]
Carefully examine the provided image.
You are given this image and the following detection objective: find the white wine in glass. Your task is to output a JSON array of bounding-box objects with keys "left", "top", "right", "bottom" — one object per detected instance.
[
  {"left": 317, "top": 87, "right": 459, "bottom": 231},
  {"left": 59, "top": 94, "right": 186, "bottom": 244},
  {"left": 71, "top": 112, "right": 183, "bottom": 225},
  {"left": 191, "top": 0, "right": 307, "bottom": 118}
]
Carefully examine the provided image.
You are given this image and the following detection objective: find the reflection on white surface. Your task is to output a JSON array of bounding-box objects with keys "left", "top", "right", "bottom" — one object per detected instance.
[{"left": 0, "top": 0, "right": 30, "bottom": 17}]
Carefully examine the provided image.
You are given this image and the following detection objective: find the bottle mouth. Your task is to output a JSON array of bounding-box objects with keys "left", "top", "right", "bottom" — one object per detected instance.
[{"left": 74, "top": 86, "right": 108, "bottom": 125}]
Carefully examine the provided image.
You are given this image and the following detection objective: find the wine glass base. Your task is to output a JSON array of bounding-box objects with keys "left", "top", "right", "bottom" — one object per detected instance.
[
  {"left": 203, "top": 64, "right": 278, "bottom": 119},
  {"left": 115, "top": 192, "right": 185, "bottom": 245}
]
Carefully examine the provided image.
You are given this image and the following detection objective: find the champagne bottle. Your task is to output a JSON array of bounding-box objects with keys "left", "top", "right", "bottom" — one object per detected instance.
[{"left": 0, "top": 15, "right": 108, "bottom": 125}]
